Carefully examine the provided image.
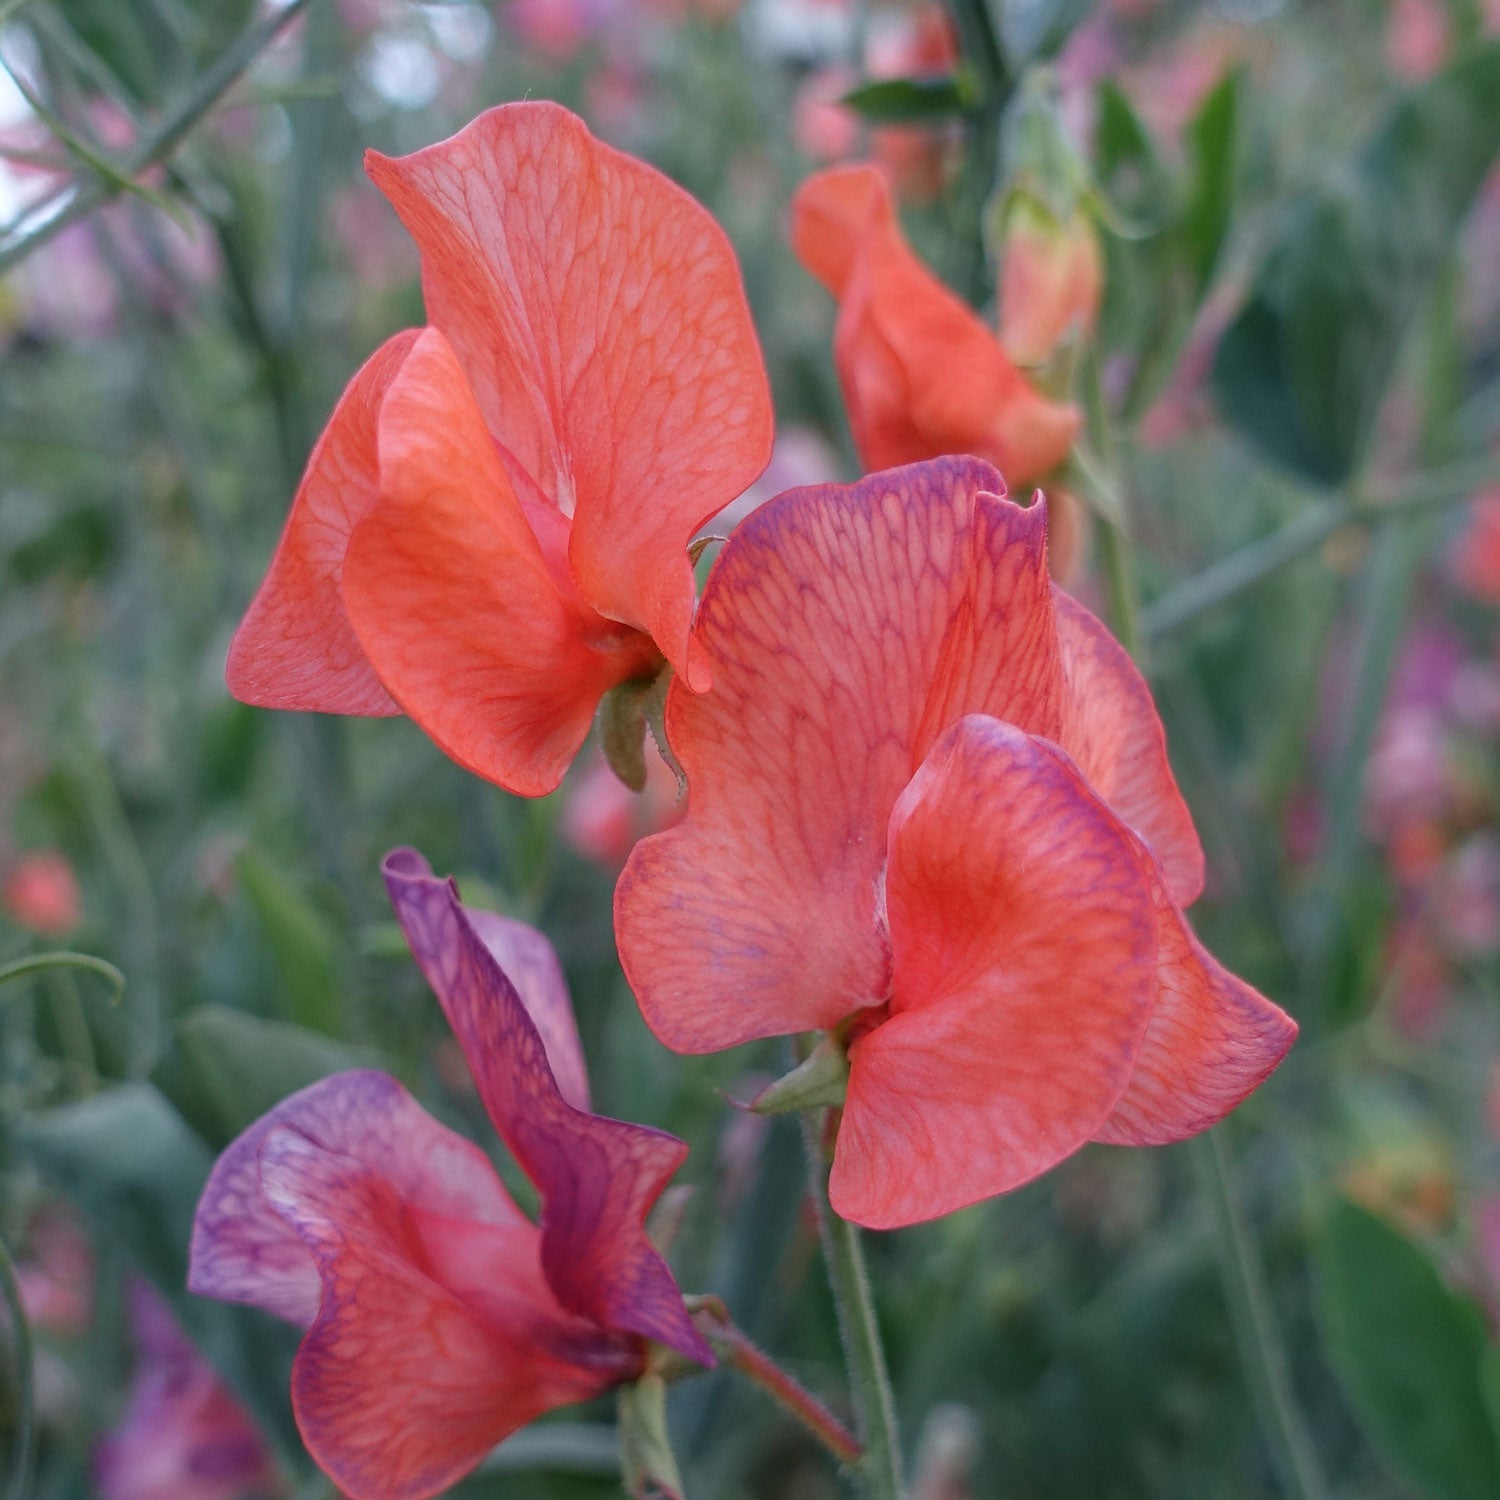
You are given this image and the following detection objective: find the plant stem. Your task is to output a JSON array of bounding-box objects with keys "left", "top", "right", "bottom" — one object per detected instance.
[
  {"left": 799, "top": 1110, "right": 904, "bottom": 1499},
  {"left": 0, "top": 0, "right": 312, "bottom": 272},
  {"left": 1087, "top": 368, "right": 1328, "bottom": 1500},
  {"left": 0, "top": 950, "right": 125, "bottom": 1004},
  {"left": 1194, "top": 1131, "right": 1331, "bottom": 1500},
  {"left": 1141, "top": 455, "right": 1497, "bottom": 640},
  {"left": 694, "top": 1303, "right": 862, "bottom": 1465}
]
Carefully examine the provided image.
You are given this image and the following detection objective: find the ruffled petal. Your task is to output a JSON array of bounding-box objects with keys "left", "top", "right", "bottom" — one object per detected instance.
[
  {"left": 366, "top": 101, "right": 773, "bottom": 686},
  {"left": 830, "top": 716, "right": 1158, "bottom": 1228},
  {"left": 616, "top": 459, "right": 1065, "bottom": 1053},
  {"left": 1053, "top": 587, "right": 1205, "bottom": 905},
  {"left": 225, "top": 329, "right": 420, "bottom": 716},
  {"left": 1093, "top": 864, "right": 1297, "bottom": 1146},
  {"left": 262, "top": 1131, "right": 618, "bottom": 1500},
  {"left": 465, "top": 909, "right": 590, "bottom": 1112},
  {"left": 791, "top": 165, "right": 1080, "bottom": 487},
  {"left": 383, "top": 849, "right": 711, "bottom": 1365},
  {"left": 341, "top": 327, "right": 654, "bottom": 798},
  {"left": 188, "top": 1069, "right": 528, "bottom": 1329}
]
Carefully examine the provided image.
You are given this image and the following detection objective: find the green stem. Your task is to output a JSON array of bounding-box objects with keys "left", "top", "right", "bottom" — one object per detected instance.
[
  {"left": 1141, "top": 455, "right": 1497, "bottom": 640},
  {"left": 0, "top": 1235, "right": 36, "bottom": 1500},
  {"left": 1088, "top": 365, "right": 1327, "bottom": 1500},
  {"left": 799, "top": 1110, "right": 904, "bottom": 1499},
  {"left": 0, "top": 0, "right": 312, "bottom": 272},
  {"left": 1081, "top": 347, "right": 1142, "bottom": 659},
  {"left": 1194, "top": 1131, "right": 1330, "bottom": 1500},
  {"left": 0, "top": 950, "right": 125, "bottom": 1004}
]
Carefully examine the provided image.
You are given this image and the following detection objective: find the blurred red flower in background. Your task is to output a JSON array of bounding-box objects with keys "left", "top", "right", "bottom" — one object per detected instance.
[
  {"left": 3, "top": 849, "right": 82, "bottom": 937},
  {"left": 791, "top": 164, "right": 1080, "bottom": 490}
]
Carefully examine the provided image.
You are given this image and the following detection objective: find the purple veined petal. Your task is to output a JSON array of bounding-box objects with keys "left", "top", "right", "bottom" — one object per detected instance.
[
  {"left": 466, "top": 908, "right": 591, "bottom": 1112},
  {"left": 188, "top": 1069, "right": 526, "bottom": 1327},
  {"left": 257, "top": 1127, "right": 621, "bottom": 1500},
  {"left": 382, "top": 847, "right": 712, "bottom": 1366}
]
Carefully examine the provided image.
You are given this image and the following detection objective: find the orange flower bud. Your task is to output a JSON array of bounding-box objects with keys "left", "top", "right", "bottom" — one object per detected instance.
[{"left": 998, "top": 198, "right": 1104, "bottom": 368}]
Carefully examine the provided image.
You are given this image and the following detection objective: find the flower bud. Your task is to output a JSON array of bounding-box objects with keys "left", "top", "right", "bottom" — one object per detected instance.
[{"left": 997, "top": 195, "right": 1103, "bottom": 368}]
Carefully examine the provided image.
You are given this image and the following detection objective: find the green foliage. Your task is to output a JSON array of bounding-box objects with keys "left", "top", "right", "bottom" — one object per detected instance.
[
  {"left": 1214, "top": 43, "right": 1500, "bottom": 485},
  {"left": 150, "top": 1004, "right": 372, "bottom": 1150},
  {"left": 1316, "top": 1198, "right": 1500, "bottom": 1500},
  {"left": 17, "top": 1084, "right": 301, "bottom": 1461}
]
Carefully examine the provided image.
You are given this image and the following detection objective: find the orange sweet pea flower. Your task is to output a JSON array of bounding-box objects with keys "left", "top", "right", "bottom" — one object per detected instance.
[
  {"left": 617, "top": 458, "right": 1295, "bottom": 1228},
  {"left": 791, "top": 164, "right": 1080, "bottom": 488},
  {"left": 227, "top": 103, "right": 773, "bottom": 796}
]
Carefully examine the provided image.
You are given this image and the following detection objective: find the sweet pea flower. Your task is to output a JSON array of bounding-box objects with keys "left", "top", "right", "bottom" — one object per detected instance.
[
  {"left": 792, "top": 165, "right": 1081, "bottom": 489},
  {"left": 189, "top": 849, "right": 710, "bottom": 1500},
  {"left": 227, "top": 103, "right": 773, "bottom": 796},
  {"left": 617, "top": 458, "right": 1296, "bottom": 1228},
  {"left": 95, "top": 1282, "right": 281, "bottom": 1500}
]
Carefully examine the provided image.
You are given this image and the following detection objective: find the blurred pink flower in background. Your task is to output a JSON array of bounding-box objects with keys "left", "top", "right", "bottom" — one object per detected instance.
[
  {"left": 1385, "top": 0, "right": 1451, "bottom": 82},
  {"left": 4, "top": 849, "right": 83, "bottom": 937},
  {"left": 561, "top": 740, "right": 684, "bottom": 868},
  {"left": 15, "top": 1208, "right": 93, "bottom": 1338},
  {"left": 95, "top": 1283, "right": 281, "bottom": 1500}
]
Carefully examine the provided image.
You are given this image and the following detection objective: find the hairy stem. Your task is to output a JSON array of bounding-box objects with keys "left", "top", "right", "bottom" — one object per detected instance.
[
  {"left": 694, "top": 1302, "right": 862, "bottom": 1464},
  {"left": 799, "top": 1110, "right": 904, "bottom": 1499}
]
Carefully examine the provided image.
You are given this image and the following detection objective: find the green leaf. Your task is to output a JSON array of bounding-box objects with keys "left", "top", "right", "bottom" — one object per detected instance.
[
  {"left": 1182, "top": 68, "right": 1241, "bottom": 294},
  {"left": 1316, "top": 1197, "right": 1500, "bottom": 1500},
  {"left": 235, "top": 847, "right": 341, "bottom": 1036},
  {"left": 838, "top": 73, "right": 975, "bottom": 125},
  {"left": 17, "top": 1084, "right": 301, "bottom": 1460},
  {"left": 151, "top": 1004, "right": 372, "bottom": 1150},
  {"left": 1093, "top": 81, "right": 1172, "bottom": 228},
  {"left": 0, "top": 1236, "right": 36, "bottom": 1500},
  {"left": 1213, "top": 44, "right": 1500, "bottom": 484}
]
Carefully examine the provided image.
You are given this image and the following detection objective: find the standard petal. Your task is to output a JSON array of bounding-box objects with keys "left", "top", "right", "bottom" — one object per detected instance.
[
  {"left": 383, "top": 849, "right": 712, "bottom": 1365},
  {"left": 830, "top": 716, "right": 1158, "bottom": 1228},
  {"left": 1093, "top": 866, "right": 1297, "bottom": 1147},
  {"left": 262, "top": 1131, "right": 617, "bottom": 1500},
  {"left": 188, "top": 1069, "right": 526, "bottom": 1329},
  {"left": 792, "top": 165, "right": 1080, "bottom": 487},
  {"left": 366, "top": 101, "right": 773, "bottom": 684},
  {"left": 225, "top": 329, "right": 420, "bottom": 716},
  {"left": 1053, "top": 587, "right": 1206, "bottom": 906},
  {"left": 465, "top": 909, "right": 590, "bottom": 1112},
  {"left": 616, "top": 459, "right": 1065, "bottom": 1054},
  {"left": 341, "top": 327, "right": 654, "bottom": 798}
]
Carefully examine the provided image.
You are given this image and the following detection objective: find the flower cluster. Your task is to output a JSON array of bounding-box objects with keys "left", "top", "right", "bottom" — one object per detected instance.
[{"left": 196, "top": 99, "right": 1296, "bottom": 1496}]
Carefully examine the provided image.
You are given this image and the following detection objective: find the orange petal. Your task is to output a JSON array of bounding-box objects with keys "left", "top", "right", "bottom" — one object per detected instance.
[
  {"left": 1093, "top": 865, "right": 1297, "bottom": 1147},
  {"left": 366, "top": 102, "right": 773, "bottom": 686},
  {"left": 225, "top": 329, "right": 420, "bottom": 716},
  {"left": 831, "top": 716, "right": 1158, "bottom": 1228},
  {"left": 1053, "top": 587, "right": 1206, "bottom": 905},
  {"left": 341, "top": 328, "right": 652, "bottom": 797},
  {"left": 616, "top": 458, "right": 1066, "bottom": 1054},
  {"left": 791, "top": 164, "right": 1080, "bottom": 487}
]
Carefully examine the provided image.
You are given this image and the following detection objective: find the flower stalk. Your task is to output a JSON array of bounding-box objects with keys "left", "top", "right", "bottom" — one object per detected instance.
[
  {"left": 799, "top": 1109, "right": 905, "bottom": 1499},
  {"left": 690, "top": 1299, "right": 861, "bottom": 1465}
]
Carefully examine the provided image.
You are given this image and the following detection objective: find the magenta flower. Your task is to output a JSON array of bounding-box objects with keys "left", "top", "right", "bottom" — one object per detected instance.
[
  {"left": 189, "top": 849, "right": 709, "bottom": 1500},
  {"left": 95, "top": 1281, "right": 279, "bottom": 1500}
]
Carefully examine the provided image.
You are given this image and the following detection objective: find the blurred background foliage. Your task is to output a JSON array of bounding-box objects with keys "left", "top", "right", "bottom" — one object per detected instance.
[{"left": 3, "top": 0, "right": 1500, "bottom": 1497}]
